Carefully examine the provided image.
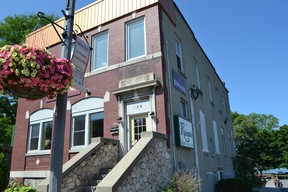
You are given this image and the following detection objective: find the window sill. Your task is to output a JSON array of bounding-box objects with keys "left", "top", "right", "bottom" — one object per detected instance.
[
  {"left": 69, "top": 147, "right": 85, "bottom": 153},
  {"left": 177, "top": 69, "right": 187, "bottom": 79},
  {"left": 26, "top": 151, "right": 50, "bottom": 156}
]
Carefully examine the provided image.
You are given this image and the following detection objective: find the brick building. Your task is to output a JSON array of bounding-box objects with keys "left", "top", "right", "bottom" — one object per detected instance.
[{"left": 10, "top": 0, "right": 235, "bottom": 191}]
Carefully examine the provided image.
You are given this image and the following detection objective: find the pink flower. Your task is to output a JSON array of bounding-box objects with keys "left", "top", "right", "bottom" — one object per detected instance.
[{"left": 0, "top": 44, "right": 73, "bottom": 100}]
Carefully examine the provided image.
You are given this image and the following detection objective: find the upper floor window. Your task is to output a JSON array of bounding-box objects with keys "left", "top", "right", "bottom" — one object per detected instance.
[
  {"left": 71, "top": 98, "right": 104, "bottom": 149},
  {"left": 27, "top": 109, "right": 54, "bottom": 153},
  {"left": 199, "top": 110, "right": 208, "bottom": 152},
  {"left": 91, "top": 31, "right": 108, "bottom": 71},
  {"left": 222, "top": 96, "right": 228, "bottom": 116},
  {"left": 208, "top": 77, "right": 213, "bottom": 103},
  {"left": 180, "top": 99, "right": 188, "bottom": 119},
  {"left": 126, "top": 18, "right": 146, "bottom": 60},
  {"left": 216, "top": 88, "right": 221, "bottom": 112},
  {"left": 213, "top": 120, "right": 220, "bottom": 154},
  {"left": 175, "top": 40, "right": 183, "bottom": 71},
  {"left": 195, "top": 62, "right": 201, "bottom": 89}
]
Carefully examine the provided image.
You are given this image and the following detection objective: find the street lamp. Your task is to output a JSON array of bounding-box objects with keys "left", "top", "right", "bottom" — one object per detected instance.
[{"left": 48, "top": 0, "right": 75, "bottom": 191}]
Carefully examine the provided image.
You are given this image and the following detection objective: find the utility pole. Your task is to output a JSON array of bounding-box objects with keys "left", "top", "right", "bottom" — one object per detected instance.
[{"left": 49, "top": 0, "right": 75, "bottom": 191}]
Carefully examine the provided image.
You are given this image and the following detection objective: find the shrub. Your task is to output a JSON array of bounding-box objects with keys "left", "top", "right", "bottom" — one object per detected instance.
[
  {"left": 163, "top": 170, "right": 200, "bottom": 192},
  {"left": 4, "top": 179, "right": 36, "bottom": 192},
  {"left": 0, "top": 153, "right": 9, "bottom": 192},
  {"left": 215, "top": 178, "right": 252, "bottom": 192}
]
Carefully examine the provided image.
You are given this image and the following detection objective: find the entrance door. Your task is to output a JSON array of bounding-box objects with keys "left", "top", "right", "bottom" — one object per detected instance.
[{"left": 129, "top": 114, "right": 148, "bottom": 147}]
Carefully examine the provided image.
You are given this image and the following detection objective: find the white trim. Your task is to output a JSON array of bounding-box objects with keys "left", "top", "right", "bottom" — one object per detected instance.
[
  {"left": 199, "top": 110, "right": 208, "bottom": 152},
  {"left": 91, "top": 31, "right": 109, "bottom": 71},
  {"left": 86, "top": 52, "right": 162, "bottom": 77},
  {"left": 10, "top": 171, "right": 50, "bottom": 178},
  {"left": 126, "top": 17, "right": 146, "bottom": 61}
]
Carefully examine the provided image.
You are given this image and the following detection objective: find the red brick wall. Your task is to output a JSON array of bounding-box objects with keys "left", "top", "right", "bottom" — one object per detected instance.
[{"left": 11, "top": 4, "right": 169, "bottom": 173}]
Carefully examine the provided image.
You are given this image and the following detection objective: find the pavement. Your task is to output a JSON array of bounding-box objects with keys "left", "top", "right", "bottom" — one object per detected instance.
[{"left": 253, "top": 180, "right": 288, "bottom": 192}]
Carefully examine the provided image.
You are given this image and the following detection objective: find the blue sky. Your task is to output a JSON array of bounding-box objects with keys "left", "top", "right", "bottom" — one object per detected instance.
[{"left": 0, "top": 0, "right": 287, "bottom": 126}]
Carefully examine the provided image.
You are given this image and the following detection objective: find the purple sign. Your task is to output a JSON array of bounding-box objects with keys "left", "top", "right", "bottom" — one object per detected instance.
[{"left": 172, "top": 70, "right": 186, "bottom": 95}]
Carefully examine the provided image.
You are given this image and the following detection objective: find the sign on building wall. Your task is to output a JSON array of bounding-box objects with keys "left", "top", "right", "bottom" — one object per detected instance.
[
  {"left": 71, "top": 36, "right": 90, "bottom": 92},
  {"left": 172, "top": 70, "right": 186, "bottom": 95},
  {"left": 174, "top": 115, "right": 193, "bottom": 148},
  {"left": 119, "top": 73, "right": 154, "bottom": 88}
]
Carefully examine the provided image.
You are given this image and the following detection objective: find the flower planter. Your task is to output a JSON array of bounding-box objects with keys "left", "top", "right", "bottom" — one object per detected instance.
[{"left": 0, "top": 44, "right": 73, "bottom": 100}]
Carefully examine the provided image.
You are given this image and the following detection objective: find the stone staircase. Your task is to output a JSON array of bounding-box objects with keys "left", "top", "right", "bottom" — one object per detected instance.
[{"left": 76, "top": 168, "right": 113, "bottom": 192}]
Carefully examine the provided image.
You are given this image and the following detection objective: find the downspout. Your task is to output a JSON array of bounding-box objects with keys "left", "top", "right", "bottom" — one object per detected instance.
[
  {"left": 189, "top": 93, "right": 201, "bottom": 191},
  {"left": 165, "top": 40, "right": 178, "bottom": 171}
]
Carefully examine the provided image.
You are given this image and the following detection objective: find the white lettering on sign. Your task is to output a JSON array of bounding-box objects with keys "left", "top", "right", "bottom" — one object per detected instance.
[
  {"left": 71, "top": 36, "right": 90, "bottom": 88},
  {"left": 119, "top": 73, "right": 154, "bottom": 88},
  {"left": 127, "top": 100, "right": 150, "bottom": 115}
]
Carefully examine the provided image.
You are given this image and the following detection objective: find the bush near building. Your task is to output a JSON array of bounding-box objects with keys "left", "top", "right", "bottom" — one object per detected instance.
[{"left": 215, "top": 178, "right": 253, "bottom": 192}]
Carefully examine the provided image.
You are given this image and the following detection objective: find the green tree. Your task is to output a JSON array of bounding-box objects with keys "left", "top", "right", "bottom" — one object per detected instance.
[
  {"left": 248, "top": 113, "right": 279, "bottom": 131},
  {"left": 0, "top": 13, "right": 59, "bottom": 145},
  {"left": 0, "top": 13, "right": 59, "bottom": 46},
  {"left": 232, "top": 112, "right": 286, "bottom": 178}
]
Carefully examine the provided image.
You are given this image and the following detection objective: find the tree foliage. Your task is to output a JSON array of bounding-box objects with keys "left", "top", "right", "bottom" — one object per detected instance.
[
  {"left": 232, "top": 112, "right": 286, "bottom": 179},
  {"left": 0, "top": 13, "right": 59, "bottom": 147},
  {"left": 0, "top": 14, "right": 59, "bottom": 47}
]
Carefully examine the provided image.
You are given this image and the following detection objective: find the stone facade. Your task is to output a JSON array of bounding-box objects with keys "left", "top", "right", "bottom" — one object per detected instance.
[
  {"left": 116, "top": 137, "right": 173, "bottom": 192},
  {"left": 61, "top": 139, "right": 119, "bottom": 191}
]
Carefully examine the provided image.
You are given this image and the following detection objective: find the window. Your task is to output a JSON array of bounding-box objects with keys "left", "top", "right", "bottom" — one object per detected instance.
[
  {"left": 28, "top": 109, "right": 54, "bottom": 153},
  {"left": 199, "top": 110, "right": 208, "bottom": 152},
  {"left": 180, "top": 100, "right": 188, "bottom": 118},
  {"left": 72, "top": 112, "right": 104, "bottom": 147},
  {"left": 216, "top": 88, "right": 221, "bottom": 112},
  {"left": 208, "top": 77, "right": 213, "bottom": 103},
  {"left": 28, "top": 122, "right": 52, "bottom": 151},
  {"left": 195, "top": 63, "right": 201, "bottom": 89},
  {"left": 126, "top": 18, "right": 145, "bottom": 60},
  {"left": 71, "top": 98, "right": 104, "bottom": 149},
  {"left": 175, "top": 40, "right": 183, "bottom": 71},
  {"left": 222, "top": 96, "right": 228, "bottom": 116},
  {"left": 213, "top": 121, "right": 220, "bottom": 154},
  {"left": 91, "top": 31, "right": 108, "bottom": 70},
  {"left": 221, "top": 127, "right": 227, "bottom": 155}
]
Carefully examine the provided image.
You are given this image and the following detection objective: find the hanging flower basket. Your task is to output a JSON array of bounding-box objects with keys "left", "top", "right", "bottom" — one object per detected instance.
[{"left": 0, "top": 44, "right": 73, "bottom": 100}]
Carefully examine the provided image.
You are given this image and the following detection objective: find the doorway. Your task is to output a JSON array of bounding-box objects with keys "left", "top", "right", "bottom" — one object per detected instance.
[{"left": 129, "top": 114, "right": 148, "bottom": 147}]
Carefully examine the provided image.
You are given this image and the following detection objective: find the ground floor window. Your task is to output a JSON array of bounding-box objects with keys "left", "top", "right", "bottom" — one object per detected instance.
[
  {"left": 28, "top": 109, "right": 54, "bottom": 153},
  {"left": 72, "top": 112, "right": 104, "bottom": 148},
  {"left": 29, "top": 121, "right": 52, "bottom": 151}
]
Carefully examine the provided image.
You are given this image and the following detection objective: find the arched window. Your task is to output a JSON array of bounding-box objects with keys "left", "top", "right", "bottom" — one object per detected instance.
[
  {"left": 27, "top": 109, "right": 54, "bottom": 153},
  {"left": 71, "top": 98, "right": 104, "bottom": 149}
]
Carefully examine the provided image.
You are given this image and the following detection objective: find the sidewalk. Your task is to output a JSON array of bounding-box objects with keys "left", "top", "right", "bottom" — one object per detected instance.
[{"left": 253, "top": 180, "right": 288, "bottom": 192}]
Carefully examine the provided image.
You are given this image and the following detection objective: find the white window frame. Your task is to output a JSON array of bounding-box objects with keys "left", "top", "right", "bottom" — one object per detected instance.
[
  {"left": 208, "top": 77, "right": 213, "bottom": 103},
  {"left": 27, "top": 109, "right": 54, "bottom": 154},
  {"left": 195, "top": 63, "right": 201, "bottom": 89},
  {"left": 199, "top": 110, "right": 208, "bottom": 152},
  {"left": 175, "top": 39, "right": 183, "bottom": 72},
  {"left": 71, "top": 98, "right": 104, "bottom": 150},
  {"left": 213, "top": 120, "right": 220, "bottom": 154},
  {"left": 71, "top": 110, "right": 104, "bottom": 149},
  {"left": 222, "top": 96, "right": 228, "bottom": 117},
  {"left": 216, "top": 88, "right": 221, "bottom": 112},
  {"left": 221, "top": 127, "right": 227, "bottom": 155},
  {"left": 180, "top": 99, "right": 188, "bottom": 119},
  {"left": 126, "top": 17, "right": 146, "bottom": 60},
  {"left": 91, "top": 31, "right": 109, "bottom": 71}
]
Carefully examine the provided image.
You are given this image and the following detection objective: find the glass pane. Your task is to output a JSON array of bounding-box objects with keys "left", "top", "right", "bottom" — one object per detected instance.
[
  {"left": 74, "top": 115, "right": 85, "bottom": 131},
  {"left": 127, "top": 19, "right": 145, "bottom": 59},
  {"left": 31, "top": 124, "right": 40, "bottom": 137},
  {"left": 90, "top": 112, "right": 104, "bottom": 138},
  {"left": 30, "top": 138, "right": 39, "bottom": 150},
  {"left": 92, "top": 32, "right": 108, "bottom": 70},
  {"left": 133, "top": 118, "right": 146, "bottom": 142},
  {"left": 41, "top": 121, "right": 52, "bottom": 150},
  {"left": 74, "top": 131, "right": 85, "bottom": 146}
]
